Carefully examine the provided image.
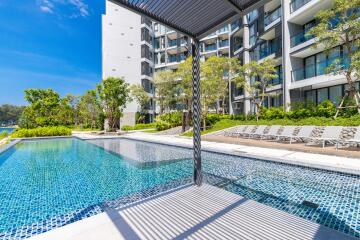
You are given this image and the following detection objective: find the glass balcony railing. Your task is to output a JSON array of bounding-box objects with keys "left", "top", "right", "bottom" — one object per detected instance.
[
  {"left": 231, "top": 20, "right": 241, "bottom": 31},
  {"left": 260, "top": 42, "right": 281, "bottom": 59},
  {"left": 290, "top": 29, "right": 315, "bottom": 47},
  {"left": 168, "top": 54, "right": 186, "bottom": 63},
  {"left": 290, "top": 0, "right": 312, "bottom": 13},
  {"left": 168, "top": 40, "right": 177, "bottom": 48},
  {"left": 218, "top": 26, "right": 229, "bottom": 33},
  {"left": 292, "top": 56, "right": 350, "bottom": 81},
  {"left": 219, "top": 40, "right": 229, "bottom": 48},
  {"left": 204, "top": 44, "right": 217, "bottom": 52},
  {"left": 264, "top": 7, "right": 282, "bottom": 27}
]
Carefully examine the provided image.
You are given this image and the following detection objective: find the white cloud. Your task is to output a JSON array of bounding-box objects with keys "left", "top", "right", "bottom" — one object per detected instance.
[
  {"left": 37, "top": 0, "right": 90, "bottom": 18},
  {"left": 40, "top": 5, "right": 53, "bottom": 13}
]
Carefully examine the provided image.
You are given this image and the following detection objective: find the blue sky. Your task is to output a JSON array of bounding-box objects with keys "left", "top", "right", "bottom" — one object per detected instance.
[{"left": 0, "top": 0, "right": 105, "bottom": 105}]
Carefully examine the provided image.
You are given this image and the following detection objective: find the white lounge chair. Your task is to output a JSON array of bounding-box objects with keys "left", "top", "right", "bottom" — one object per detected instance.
[
  {"left": 248, "top": 125, "right": 267, "bottom": 138},
  {"left": 225, "top": 125, "right": 246, "bottom": 137},
  {"left": 290, "top": 126, "right": 315, "bottom": 144},
  {"left": 276, "top": 126, "right": 297, "bottom": 142},
  {"left": 261, "top": 125, "right": 281, "bottom": 139},
  {"left": 343, "top": 127, "right": 360, "bottom": 148},
  {"left": 240, "top": 125, "right": 256, "bottom": 138},
  {"left": 307, "top": 126, "right": 343, "bottom": 148}
]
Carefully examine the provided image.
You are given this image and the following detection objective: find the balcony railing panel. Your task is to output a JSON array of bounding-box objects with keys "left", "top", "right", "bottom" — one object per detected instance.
[
  {"left": 292, "top": 56, "right": 350, "bottom": 81},
  {"left": 264, "top": 7, "right": 282, "bottom": 27},
  {"left": 290, "top": 0, "right": 312, "bottom": 13},
  {"left": 290, "top": 29, "right": 314, "bottom": 47}
]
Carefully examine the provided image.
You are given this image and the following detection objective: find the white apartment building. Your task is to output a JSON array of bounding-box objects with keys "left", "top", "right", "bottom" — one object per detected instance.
[
  {"left": 102, "top": 0, "right": 231, "bottom": 126},
  {"left": 230, "top": 0, "right": 356, "bottom": 114},
  {"left": 102, "top": 0, "right": 155, "bottom": 127},
  {"left": 103, "top": 0, "right": 355, "bottom": 124}
]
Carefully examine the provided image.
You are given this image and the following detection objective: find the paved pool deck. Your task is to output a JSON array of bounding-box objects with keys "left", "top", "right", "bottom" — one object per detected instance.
[
  {"left": 29, "top": 184, "right": 352, "bottom": 240},
  {"left": 87, "top": 132, "right": 360, "bottom": 175}
]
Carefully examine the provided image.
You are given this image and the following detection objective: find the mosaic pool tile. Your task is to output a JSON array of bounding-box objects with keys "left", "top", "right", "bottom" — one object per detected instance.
[{"left": 0, "top": 138, "right": 359, "bottom": 239}]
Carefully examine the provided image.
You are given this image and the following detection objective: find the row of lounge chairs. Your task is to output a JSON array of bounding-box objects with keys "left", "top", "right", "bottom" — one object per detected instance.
[{"left": 224, "top": 125, "right": 360, "bottom": 149}]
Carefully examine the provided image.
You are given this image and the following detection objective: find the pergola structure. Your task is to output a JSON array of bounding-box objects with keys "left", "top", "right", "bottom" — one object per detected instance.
[{"left": 110, "top": 0, "right": 265, "bottom": 186}]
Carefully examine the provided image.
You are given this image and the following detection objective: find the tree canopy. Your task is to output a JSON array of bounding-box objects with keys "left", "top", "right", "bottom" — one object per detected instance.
[
  {"left": 97, "top": 77, "right": 132, "bottom": 131},
  {"left": 308, "top": 0, "right": 360, "bottom": 116}
]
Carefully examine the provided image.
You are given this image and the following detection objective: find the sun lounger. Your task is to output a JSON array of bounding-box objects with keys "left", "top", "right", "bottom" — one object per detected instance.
[
  {"left": 307, "top": 126, "right": 343, "bottom": 148},
  {"left": 276, "top": 126, "right": 297, "bottom": 142},
  {"left": 261, "top": 125, "right": 281, "bottom": 139},
  {"left": 225, "top": 125, "right": 246, "bottom": 137},
  {"left": 240, "top": 125, "right": 256, "bottom": 138},
  {"left": 290, "top": 126, "right": 315, "bottom": 144},
  {"left": 248, "top": 125, "right": 267, "bottom": 138},
  {"left": 342, "top": 127, "right": 360, "bottom": 148}
]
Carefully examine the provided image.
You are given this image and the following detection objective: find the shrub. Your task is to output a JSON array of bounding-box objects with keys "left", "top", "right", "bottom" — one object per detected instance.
[
  {"left": 316, "top": 100, "right": 336, "bottom": 118},
  {"left": 205, "top": 114, "right": 232, "bottom": 127},
  {"left": 155, "top": 121, "right": 172, "bottom": 131},
  {"left": 262, "top": 107, "right": 285, "bottom": 120},
  {"left": 11, "top": 126, "right": 72, "bottom": 138},
  {"left": 157, "top": 112, "right": 182, "bottom": 127}
]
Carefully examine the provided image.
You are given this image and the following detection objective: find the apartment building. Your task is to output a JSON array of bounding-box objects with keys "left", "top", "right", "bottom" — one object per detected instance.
[
  {"left": 102, "top": 0, "right": 231, "bottom": 126},
  {"left": 230, "top": 0, "right": 354, "bottom": 114},
  {"left": 102, "top": 0, "right": 156, "bottom": 127},
  {"left": 103, "top": 0, "right": 352, "bottom": 125}
]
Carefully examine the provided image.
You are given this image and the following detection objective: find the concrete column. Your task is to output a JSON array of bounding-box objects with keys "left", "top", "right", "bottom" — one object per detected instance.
[
  {"left": 242, "top": 15, "right": 251, "bottom": 115},
  {"left": 282, "top": 0, "right": 292, "bottom": 111}
]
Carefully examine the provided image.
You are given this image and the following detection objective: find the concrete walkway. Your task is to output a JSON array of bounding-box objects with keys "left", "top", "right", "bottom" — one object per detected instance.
[
  {"left": 110, "top": 132, "right": 360, "bottom": 175},
  {"left": 29, "top": 184, "right": 352, "bottom": 240}
]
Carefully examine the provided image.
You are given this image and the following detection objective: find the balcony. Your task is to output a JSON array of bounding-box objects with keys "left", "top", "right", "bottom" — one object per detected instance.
[
  {"left": 290, "top": 0, "right": 312, "bottom": 13},
  {"left": 264, "top": 7, "right": 281, "bottom": 28},
  {"left": 204, "top": 44, "right": 217, "bottom": 52},
  {"left": 219, "top": 39, "right": 229, "bottom": 48},
  {"left": 290, "top": 29, "right": 315, "bottom": 47},
  {"left": 292, "top": 57, "right": 350, "bottom": 82},
  {"left": 260, "top": 41, "right": 281, "bottom": 60},
  {"left": 168, "top": 54, "right": 186, "bottom": 64}
]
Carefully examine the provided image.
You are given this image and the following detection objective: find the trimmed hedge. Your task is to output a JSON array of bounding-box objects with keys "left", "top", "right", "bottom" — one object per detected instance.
[
  {"left": 11, "top": 126, "right": 72, "bottom": 138},
  {"left": 121, "top": 123, "right": 156, "bottom": 131}
]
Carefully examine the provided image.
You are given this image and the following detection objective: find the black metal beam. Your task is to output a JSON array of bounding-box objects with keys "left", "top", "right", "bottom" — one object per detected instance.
[
  {"left": 109, "top": 0, "right": 196, "bottom": 38},
  {"left": 191, "top": 40, "right": 202, "bottom": 186}
]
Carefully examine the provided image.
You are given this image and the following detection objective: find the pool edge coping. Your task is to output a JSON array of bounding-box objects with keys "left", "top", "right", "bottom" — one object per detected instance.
[{"left": 119, "top": 135, "right": 360, "bottom": 176}]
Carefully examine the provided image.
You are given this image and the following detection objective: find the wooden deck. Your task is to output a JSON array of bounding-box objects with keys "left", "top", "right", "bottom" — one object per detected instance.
[{"left": 31, "top": 184, "right": 353, "bottom": 240}]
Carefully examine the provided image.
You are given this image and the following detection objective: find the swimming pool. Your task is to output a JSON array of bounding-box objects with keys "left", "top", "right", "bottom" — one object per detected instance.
[{"left": 0, "top": 138, "right": 359, "bottom": 239}]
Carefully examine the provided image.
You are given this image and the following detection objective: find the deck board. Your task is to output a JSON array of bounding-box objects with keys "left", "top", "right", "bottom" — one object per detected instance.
[{"left": 30, "top": 184, "right": 354, "bottom": 240}]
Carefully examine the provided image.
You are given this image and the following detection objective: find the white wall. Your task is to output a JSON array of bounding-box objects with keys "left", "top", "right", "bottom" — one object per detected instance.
[{"left": 102, "top": 1, "right": 142, "bottom": 126}]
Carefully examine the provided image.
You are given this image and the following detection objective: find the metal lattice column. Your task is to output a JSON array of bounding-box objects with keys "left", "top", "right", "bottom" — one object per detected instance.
[{"left": 192, "top": 40, "right": 202, "bottom": 186}]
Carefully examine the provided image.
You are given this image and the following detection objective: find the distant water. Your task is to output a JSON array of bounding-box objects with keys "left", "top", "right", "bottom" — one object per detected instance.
[{"left": 0, "top": 128, "right": 15, "bottom": 134}]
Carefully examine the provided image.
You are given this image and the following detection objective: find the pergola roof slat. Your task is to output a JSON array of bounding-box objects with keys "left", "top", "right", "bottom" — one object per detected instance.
[{"left": 110, "top": 0, "right": 264, "bottom": 39}]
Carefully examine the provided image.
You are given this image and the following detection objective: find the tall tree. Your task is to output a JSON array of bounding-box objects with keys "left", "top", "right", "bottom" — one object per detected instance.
[
  {"left": 65, "top": 94, "right": 80, "bottom": 127},
  {"left": 20, "top": 89, "right": 62, "bottom": 127},
  {"left": 154, "top": 70, "right": 177, "bottom": 114},
  {"left": 97, "top": 77, "right": 131, "bottom": 131},
  {"left": 233, "top": 59, "right": 278, "bottom": 121},
  {"left": 0, "top": 105, "right": 24, "bottom": 126},
  {"left": 130, "top": 84, "right": 150, "bottom": 123},
  {"left": 78, "top": 90, "right": 103, "bottom": 129},
  {"left": 308, "top": 0, "right": 360, "bottom": 117}
]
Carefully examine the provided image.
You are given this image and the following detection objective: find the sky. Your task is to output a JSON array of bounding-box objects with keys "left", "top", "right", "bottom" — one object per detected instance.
[{"left": 0, "top": 0, "right": 105, "bottom": 105}]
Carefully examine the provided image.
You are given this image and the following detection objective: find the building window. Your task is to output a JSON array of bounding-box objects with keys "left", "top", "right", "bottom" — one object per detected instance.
[
  {"left": 249, "top": 22, "right": 258, "bottom": 46},
  {"left": 317, "top": 88, "right": 329, "bottom": 103},
  {"left": 329, "top": 85, "right": 343, "bottom": 105}
]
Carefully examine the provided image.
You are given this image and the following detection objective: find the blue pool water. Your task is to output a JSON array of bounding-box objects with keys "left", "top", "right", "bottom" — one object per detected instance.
[
  {"left": 0, "top": 128, "right": 15, "bottom": 134},
  {"left": 0, "top": 138, "right": 359, "bottom": 239}
]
